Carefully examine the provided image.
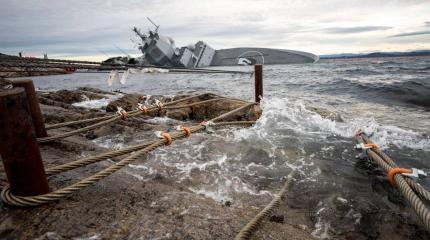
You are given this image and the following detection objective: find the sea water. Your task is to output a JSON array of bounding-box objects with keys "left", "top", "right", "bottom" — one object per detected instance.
[{"left": 28, "top": 57, "right": 430, "bottom": 238}]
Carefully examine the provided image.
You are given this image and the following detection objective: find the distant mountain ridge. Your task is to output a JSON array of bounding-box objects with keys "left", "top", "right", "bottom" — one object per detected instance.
[{"left": 320, "top": 50, "right": 430, "bottom": 59}]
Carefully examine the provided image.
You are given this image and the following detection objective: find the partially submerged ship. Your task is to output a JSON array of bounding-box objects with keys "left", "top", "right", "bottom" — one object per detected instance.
[{"left": 131, "top": 19, "right": 318, "bottom": 68}]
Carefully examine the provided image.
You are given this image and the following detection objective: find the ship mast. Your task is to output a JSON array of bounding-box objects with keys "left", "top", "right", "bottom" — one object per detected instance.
[{"left": 147, "top": 17, "right": 159, "bottom": 33}]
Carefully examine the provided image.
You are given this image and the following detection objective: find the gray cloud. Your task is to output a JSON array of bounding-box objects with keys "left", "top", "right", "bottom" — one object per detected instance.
[
  {"left": 323, "top": 26, "right": 392, "bottom": 34},
  {"left": 390, "top": 30, "right": 430, "bottom": 37},
  {"left": 0, "top": 0, "right": 429, "bottom": 57}
]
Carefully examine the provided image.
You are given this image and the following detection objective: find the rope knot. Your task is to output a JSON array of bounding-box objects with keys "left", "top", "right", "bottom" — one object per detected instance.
[
  {"left": 200, "top": 120, "right": 215, "bottom": 133},
  {"left": 137, "top": 103, "right": 148, "bottom": 113},
  {"left": 387, "top": 168, "right": 413, "bottom": 187},
  {"left": 155, "top": 131, "right": 173, "bottom": 145},
  {"left": 116, "top": 107, "right": 128, "bottom": 120},
  {"left": 154, "top": 99, "right": 165, "bottom": 114},
  {"left": 175, "top": 125, "right": 191, "bottom": 138},
  {"left": 200, "top": 120, "right": 214, "bottom": 128},
  {"left": 355, "top": 143, "right": 379, "bottom": 150}
]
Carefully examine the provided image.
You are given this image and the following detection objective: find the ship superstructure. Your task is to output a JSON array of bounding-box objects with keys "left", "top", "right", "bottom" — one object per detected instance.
[{"left": 132, "top": 19, "right": 318, "bottom": 68}]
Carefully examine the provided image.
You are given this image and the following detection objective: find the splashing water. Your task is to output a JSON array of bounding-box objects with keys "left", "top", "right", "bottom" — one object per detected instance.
[{"left": 26, "top": 57, "right": 430, "bottom": 238}]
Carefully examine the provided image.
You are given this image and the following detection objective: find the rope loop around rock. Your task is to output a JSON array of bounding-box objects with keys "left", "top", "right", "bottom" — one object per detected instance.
[
  {"left": 159, "top": 132, "right": 173, "bottom": 145},
  {"left": 176, "top": 125, "right": 191, "bottom": 138},
  {"left": 355, "top": 130, "right": 430, "bottom": 230},
  {"left": 388, "top": 168, "right": 413, "bottom": 187},
  {"left": 116, "top": 107, "right": 128, "bottom": 120},
  {"left": 137, "top": 103, "right": 148, "bottom": 113}
]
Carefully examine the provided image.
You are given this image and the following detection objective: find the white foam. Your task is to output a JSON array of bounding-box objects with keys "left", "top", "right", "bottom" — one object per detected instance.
[
  {"left": 235, "top": 96, "right": 429, "bottom": 151},
  {"left": 337, "top": 197, "right": 348, "bottom": 204},
  {"left": 144, "top": 116, "right": 183, "bottom": 125},
  {"left": 92, "top": 134, "right": 125, "bottom": 149},
  {"left": 72, "top": 93, "right": 122, "bottom": 109},
  {"left": 312, "top": 207, "right": 331, "bottom": 239}
]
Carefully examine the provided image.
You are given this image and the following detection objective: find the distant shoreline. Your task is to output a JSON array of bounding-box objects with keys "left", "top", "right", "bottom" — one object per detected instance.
[{"left": 320, "top": 51, "right": 430, "bottom": 60}]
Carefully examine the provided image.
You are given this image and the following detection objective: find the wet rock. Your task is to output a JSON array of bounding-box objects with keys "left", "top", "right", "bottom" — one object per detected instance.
[
  {"left": 35, "top": 232, "right": 64, "bottom": 240},
  {"left": 0, "top": 78, "right": 12, "bottom": 90},
  {"left": 243, "top": 148, "right": 272, "bottom": 165},
  {"left": 77, "top": 87, "right": 114, "bottom": 95},
  {"left": 106, "top": 94, "right": 142, "bottom": 112},
  {"left": 43, "top": 89, "right": 104, "bottom": 104},
  {"left": 166, "top": 108, "right": 192, "bottom": 121},
  {"left": 107, "top": 93, "right": 262, "bottom": 122},
  {"left": 306, "top": 106, "right": 344, "bottom": 122},
  {"left": 269, "top": 214, "right": 285, "bottom": 223},
  {"left": 40, "top": 103, "right": 106, "bottom": 125}
]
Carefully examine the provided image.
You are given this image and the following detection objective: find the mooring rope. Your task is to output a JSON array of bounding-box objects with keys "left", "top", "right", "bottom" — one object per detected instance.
[
  {"left": 39, "top": 96, "right": 252, "bottom": 143},
  {"left": 356, "top": 131, "right": 430, "bottom": 230},
  {"left": 235, "top": 171, "right": 297, "bottom": 240},
  {"left": 45, "top": 115, "right": 114, "bottom": 130},
  {"left": 1, "top": 104, "right": 256, "bottom": 207},
  {"left": 360, "top": 134, "right": 430, "bottom": 202},
  {"left": 44, "top": 93, "right": 211, "bottom": 130},
  {"left": 38, "top": 116, "right": 123, "bottom": 143},
  {"left": 45, "top": 121, "right": 256, "bottom": 176}
]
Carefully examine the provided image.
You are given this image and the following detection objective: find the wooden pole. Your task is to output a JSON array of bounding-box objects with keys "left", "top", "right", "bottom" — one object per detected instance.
[
  {"left": 0, "top": 88, "right": 50, "bottom": 196},
  {"left": 12, "top": 79, "right": 48, "bottom": 138},
  {"left": 254, "top": 64, "right": 263, "bottom": 103}
]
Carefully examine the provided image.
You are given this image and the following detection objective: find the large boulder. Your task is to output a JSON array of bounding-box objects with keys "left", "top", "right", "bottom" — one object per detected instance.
[
  {"left": 106, "top": 94, "right": 143, "bottom": 112},
  {"left": 42, "top": 89, "right": 104, "bottom": 104},
  {"left": 106, "top": 93, "right": 262, "bottom": 122}
]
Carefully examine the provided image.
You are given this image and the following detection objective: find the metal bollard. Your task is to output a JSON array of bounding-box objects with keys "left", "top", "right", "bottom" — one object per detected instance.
[
  {"left": 0, "top": 88, "right": 50, "bottom": 196},
  {"left": 12, "top": 79, "right": 48, "bottom": 138},
  {"left": 254, "top": 64, "right": 263, "bottom": 103}
]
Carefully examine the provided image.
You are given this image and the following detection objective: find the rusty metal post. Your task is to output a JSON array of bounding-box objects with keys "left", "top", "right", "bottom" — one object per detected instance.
[
  {"left": 254, "top": 64, "right": 263, "bottom": 103},
  {"left": 12, "top": 79, "right": 47, "bottom": 138},
  {"left": 0, "top": 88, "right": 50, "bottom": 196}
]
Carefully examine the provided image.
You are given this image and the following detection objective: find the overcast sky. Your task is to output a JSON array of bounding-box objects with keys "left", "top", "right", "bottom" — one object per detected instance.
[{"left": 1, "top": 0, "right": 429, "bottom": 60}]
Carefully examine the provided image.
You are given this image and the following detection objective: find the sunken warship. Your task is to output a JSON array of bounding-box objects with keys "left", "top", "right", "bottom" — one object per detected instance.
[{"left": 131, "top": 19, "right": 318, "bottom": 68}]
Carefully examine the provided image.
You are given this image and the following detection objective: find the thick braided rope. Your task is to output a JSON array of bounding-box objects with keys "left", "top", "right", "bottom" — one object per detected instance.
[
  {"left": 46, "top": 121, "right": 256, "bottom": 176},
  {"left": 1, "top": 126, "right": 203, "bottom": 207},
  {"left": 356, "top": 133, "right": 430, "bottom": 230},
  {"left": 1, "top": 141, "right": 164, "bottom": 206},
  {"left": 45, "top": 115, "right": 114, "bottom": 130},
  {"left": 360, "top": 134, "right": 430, "bottom": 202},
  {"left": 39, "top": 107, "right": 158, "bottom": 143},
  {"left": 211, "top": 103, "right": 256, "bottom": 122},
  {"left": 1, "top": 104, "right": 256, "bottom": 207},
  {"left": 235, "top": 171, "right": 296, "bottom": 240},
  {"left": 41, "top": 103, "right": 170, "bottom": 143},
  {"left": 38, "top": 96, "right": 231, "bottom": 143},
  {"left": 45, "top": 142, "right": 152, "bottom": 175},
  {"left": 38, "top": 116, "right": 123, "bottom": 143}
]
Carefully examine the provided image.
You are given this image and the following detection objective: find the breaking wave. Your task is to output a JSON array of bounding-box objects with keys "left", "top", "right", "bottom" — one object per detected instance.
[{"left": 239, "top": 97, "right": 430, "bottom": 151}]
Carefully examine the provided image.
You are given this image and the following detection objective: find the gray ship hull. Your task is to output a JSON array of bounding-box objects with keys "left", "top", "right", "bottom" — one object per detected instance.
[
  {"left": 133, "top": 21, "right": 318, "bottom": 68},
  {"left": 211, "top": 47, "right": 319, "bottom": 66}
]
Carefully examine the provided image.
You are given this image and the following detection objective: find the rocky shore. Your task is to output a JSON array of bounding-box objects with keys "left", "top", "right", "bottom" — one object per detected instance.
[{"left": 0, "top": 87, "right": 316, "bottom": 239}]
